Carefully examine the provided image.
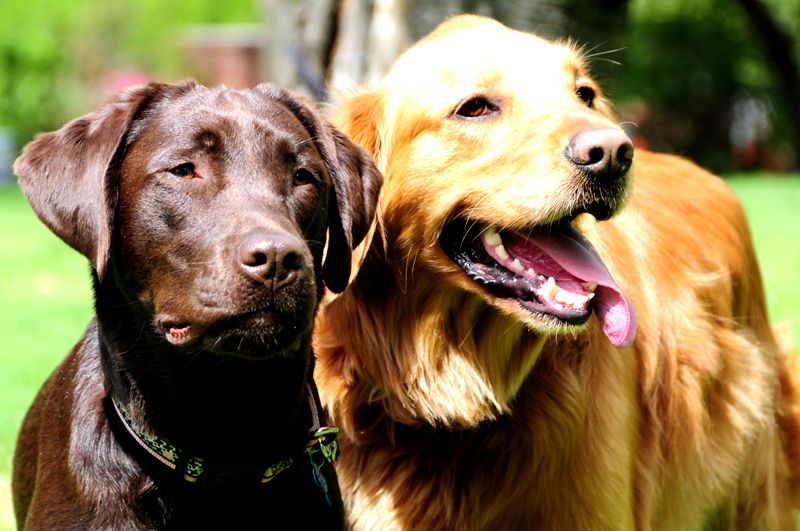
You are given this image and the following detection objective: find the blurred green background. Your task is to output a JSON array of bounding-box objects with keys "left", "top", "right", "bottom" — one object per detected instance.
[
  {"left": 1, "top": 0, "right": 798, "bottom": 178},
  {"left": 1, "top": 0, "right": 798, "bottom": 528}
]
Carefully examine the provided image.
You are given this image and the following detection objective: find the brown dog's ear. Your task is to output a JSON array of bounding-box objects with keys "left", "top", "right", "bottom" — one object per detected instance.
[
  {"left": 322, "top": 128, "right": 383, "bottom": 293},
  {"left": 255, "top": 84, "right": 383, "bottom": 293},
  {"left": 13, "top": 82, "right": 189, "bottom": 280}
]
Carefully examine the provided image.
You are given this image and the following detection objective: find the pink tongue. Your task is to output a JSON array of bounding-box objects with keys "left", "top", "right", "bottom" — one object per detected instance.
[{"left": 505, "top": 226, "right": 636, "bottom": 347}]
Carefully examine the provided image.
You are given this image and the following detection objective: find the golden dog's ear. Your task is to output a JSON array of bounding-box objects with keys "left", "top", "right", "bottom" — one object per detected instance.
[
  {"left": 13, "top": 82, "right": 193, "bottom": 280},
  {"left": 332, "top": 90, "right": 385, "bottom": 163}
]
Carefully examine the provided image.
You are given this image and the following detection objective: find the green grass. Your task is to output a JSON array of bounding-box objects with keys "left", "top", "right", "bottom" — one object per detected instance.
[
  {"left": 0, "top": 186, "right": 93, "bottom": 471},
  {"left": 0, "top": 185, "right": 93, "bottom": 530},
  {"left": 727, "top": 174, "right": 800, "bottom": 350},
  {"left": 0, "top": 175, "right": 798, "bottom": 529}
]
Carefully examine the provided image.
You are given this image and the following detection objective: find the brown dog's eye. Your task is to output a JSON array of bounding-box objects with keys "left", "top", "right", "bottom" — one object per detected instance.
[
  {"left": 454, "top": 97, "right": 499, "bottom": 119},
  {"left": 576, "top": 85, "right": 596, "bottom": 108},
  {"left": 293, "top": 169, "right": 315, "bottom": 186},
  {"left": 168, "top": 163, "right": 196, "bottom": 178}
]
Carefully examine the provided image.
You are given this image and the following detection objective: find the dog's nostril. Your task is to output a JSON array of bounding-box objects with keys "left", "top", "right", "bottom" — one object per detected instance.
[
  {"left": 245, "top": 251, "right": 269, "bottom": 268},
  {"left": 617, "top": 142, "right": 634, "bottom": 165},
  {"left": 587, "top": 146, "right": 606, "bottom": 165},
  {"left": 282, "top": 251, "right": 304, "bottom": 272}
]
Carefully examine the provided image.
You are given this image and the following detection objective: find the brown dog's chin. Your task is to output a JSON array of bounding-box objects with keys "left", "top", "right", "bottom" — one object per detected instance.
[
  {"left": 439, "top": 217, "right": 636, "bottom": 347},
  {"left": 160, "top": 311, "right": 309, "bottom": 359}
]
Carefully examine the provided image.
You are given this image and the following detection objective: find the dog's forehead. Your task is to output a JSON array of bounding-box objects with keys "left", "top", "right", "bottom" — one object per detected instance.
[
  {"left": 139, "top": 87, "right": 316, "bottom": 147},
  {"left": 386, "top": 19, "right": 580, "bottom": 99}
]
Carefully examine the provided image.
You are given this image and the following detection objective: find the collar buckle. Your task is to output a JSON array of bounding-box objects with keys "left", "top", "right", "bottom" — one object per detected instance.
[{"left": 308, "top": 426, "right": 340, "bottom": 464}]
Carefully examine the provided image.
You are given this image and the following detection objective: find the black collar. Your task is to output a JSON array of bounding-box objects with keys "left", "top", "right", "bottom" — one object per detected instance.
[{"left": 104, "top": 383, "right": 339, "bottom": 494}]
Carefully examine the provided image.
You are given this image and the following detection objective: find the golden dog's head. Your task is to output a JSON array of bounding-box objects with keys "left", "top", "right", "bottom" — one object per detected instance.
[
  {"left": 322, "top": 15, "right": 640, "bottom": 428},
  {"left": 337, "top": 15, "right": 636, "bottom": 348}
]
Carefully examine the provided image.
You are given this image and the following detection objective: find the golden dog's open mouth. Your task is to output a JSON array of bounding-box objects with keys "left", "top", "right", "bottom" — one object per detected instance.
[{"left": 440, "top": 218, "right": 636, "bottom": 347}]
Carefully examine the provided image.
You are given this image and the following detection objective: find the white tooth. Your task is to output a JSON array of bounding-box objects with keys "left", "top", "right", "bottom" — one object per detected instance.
[
  {"left": 554, "top": 290, "right": 570, "bottom": 305},
  {"left": 546, "top": 277, "right": 557, "bottom": 299},
  {"left": 496, "top": 244, "right": 509, "bottom": 260},
  {"left": 483, "top": 226, "right": 502, "bottom": 246},
  {"left": 571, "top": 294, "right": 588, "bottom": 308},
  {"left": 527, "top": 268, "right": 536, "bottom": 277},
  {"left": 586, "top": 292, "right": 595, "bottom": 300},
  {"left": 510, "top": 259, "right": 524, "bottom": 272}
]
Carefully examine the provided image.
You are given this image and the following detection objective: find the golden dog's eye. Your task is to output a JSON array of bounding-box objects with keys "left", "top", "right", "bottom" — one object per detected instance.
[
  {"left": 454, "top": 97, "right": 499, "bottom": 119},
  {"left": 168, "top": 163, "right": 196, "bottom": 178},
  {"left": 293, "top": 168, "right": 315, "bottom": 186},
  {"left": 576, "top": 85, "right": 596, "bottom": 108}
]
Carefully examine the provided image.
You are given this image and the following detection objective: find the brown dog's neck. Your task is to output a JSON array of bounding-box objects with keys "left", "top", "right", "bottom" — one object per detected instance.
[{"left": 96, "top": 302, "right": 313, "bottom": 465}]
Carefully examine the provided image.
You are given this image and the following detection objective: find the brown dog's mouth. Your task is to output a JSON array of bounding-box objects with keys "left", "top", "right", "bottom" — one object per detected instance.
[
  {"left": 164, "top": 322, "right": 195, "bottom": 346},
  {"left": 439, "top": 218, "right": 636, "bottom": 347},
  {"left": 159, "top": 309, "right": 308, "bottom": 358}
]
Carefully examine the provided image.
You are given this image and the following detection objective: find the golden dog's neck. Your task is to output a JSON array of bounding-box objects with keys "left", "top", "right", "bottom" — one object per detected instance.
[{"left": 314, "top": 246, "right": 550, "bottom": 435}]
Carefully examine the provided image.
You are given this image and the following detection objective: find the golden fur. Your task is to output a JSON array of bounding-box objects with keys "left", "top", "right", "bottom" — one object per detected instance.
[{"left": 314, "top": 15, "right": 800, "bottom": 530}]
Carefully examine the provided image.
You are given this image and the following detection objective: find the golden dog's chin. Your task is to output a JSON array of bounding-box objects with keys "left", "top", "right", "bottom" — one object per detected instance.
[
  {"left": 495, "top": 297, "right": 590, "bottom": 336},
  {"left": 438, "top": 217, "right": 636, "bottom": 348}
]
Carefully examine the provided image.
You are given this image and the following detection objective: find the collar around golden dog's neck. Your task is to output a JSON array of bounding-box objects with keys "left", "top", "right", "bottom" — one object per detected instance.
[{"left": 104, "top": 383, "right": 339, "bottom": 492}]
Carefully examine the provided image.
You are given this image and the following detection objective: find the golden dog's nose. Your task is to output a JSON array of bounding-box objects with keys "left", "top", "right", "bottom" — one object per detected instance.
[{"left": 565, "top": 129, "right": 634, "bottom": 182}]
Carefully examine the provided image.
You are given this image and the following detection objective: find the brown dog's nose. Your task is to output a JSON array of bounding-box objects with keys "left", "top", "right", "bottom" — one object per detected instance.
[
  {"left": 237, "top": 231, "right": 306, "bottom": 289},
  {"left": 565, "top": 129, "right": 634, "bottom": 181}
]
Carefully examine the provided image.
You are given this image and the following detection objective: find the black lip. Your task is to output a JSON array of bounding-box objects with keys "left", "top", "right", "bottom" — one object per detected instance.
[
  {"left": 439, "top": 218, "right": 591, "bottom": 325},
  {"left": 176, "top": 306, "right": 311, "bottom": 358}
]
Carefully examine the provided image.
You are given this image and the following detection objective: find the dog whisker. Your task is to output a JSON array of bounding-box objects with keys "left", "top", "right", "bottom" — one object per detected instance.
[
  {"left": 585, "top": 46, "right": 626, "bottom": 59},
  {"left": 577, "top": 40, "right": 608, "bottom": 57},
  {"left": 294, "top": 136, "right": 316, "bottom": 146},
  {"left": 590, "top": 57, "right": 623, "bottom": 66}
]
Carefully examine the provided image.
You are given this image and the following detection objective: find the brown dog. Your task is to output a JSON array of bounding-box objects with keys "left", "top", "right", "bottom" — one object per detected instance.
[
  {"left": 313, "top": 15, "right": 800, "bottom": 530},
  {"left": 13, "top": 81, "right": 381, "bottom": 529}
]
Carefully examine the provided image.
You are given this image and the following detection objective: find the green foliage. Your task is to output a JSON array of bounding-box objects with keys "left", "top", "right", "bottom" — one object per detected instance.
[
  {"left": 0, "top": 0, "right": 259, "bottom": 145},
  {"left": 608, "top": 0, "right": 800, "bottom": 171},
  {"left": 621, "top": 0, "right": 762, "bottom": 104}
]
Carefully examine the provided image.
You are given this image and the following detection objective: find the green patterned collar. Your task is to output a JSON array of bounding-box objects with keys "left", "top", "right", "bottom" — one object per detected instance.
[{"left": 107, "top": 386, "right": 339, "bottom": 486}]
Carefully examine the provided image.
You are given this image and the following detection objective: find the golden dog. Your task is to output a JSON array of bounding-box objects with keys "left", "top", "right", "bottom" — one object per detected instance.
[{"left": 314, "top": 15, "right": 800, "bottom": 530}]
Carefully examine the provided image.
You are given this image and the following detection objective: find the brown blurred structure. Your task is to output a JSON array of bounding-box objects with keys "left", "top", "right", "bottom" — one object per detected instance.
[{"left": 182, "top": 24, "right": 263, "bottom": 87}]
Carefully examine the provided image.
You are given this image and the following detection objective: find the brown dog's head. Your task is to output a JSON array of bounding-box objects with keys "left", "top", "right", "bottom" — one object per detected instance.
[
  {"left": 337, "top": 15, "right": 635, "bottom": 349},
  {"left": 15, "top": 81, "right": 381, "bottom": 359}
]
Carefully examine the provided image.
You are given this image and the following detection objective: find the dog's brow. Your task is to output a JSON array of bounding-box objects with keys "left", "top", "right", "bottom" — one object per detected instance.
[
  {"left": 195, "top": 130, "right": 222, "bottom": 152},
  {"left": 294, "top": 136, "right": 317, "bottom": 148}
]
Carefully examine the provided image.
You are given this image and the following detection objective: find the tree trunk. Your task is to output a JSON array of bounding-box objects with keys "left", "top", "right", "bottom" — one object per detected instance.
[
  {"left": 735, "top": 0, "right": 800, "bottom": 166},
  {"left": 260, "top": 0, "right": 339, "bottom": 100},
  {"left": 328, "top": 0, "right": 411, "bottom": 95},
  {"left": 365, "top": 0, "right": 411, "bottom": 86}
]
